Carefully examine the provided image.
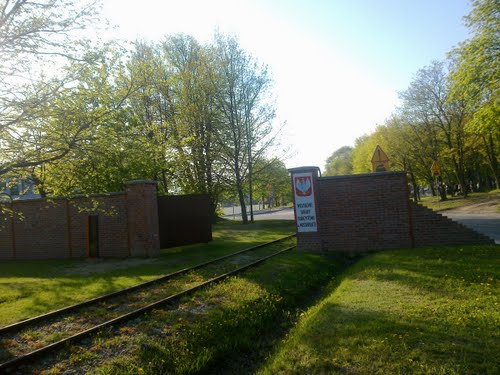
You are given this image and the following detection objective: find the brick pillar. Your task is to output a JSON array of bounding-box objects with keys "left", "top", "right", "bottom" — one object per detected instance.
[
  {"left": 288, "top": 166, "right": 322, "bottom": 251},
  {"left": 125, "top": 180, "right": 160, "bottom": 257},
  {"left": 0, "top": 203, "right": 15, "bottom": 259}
]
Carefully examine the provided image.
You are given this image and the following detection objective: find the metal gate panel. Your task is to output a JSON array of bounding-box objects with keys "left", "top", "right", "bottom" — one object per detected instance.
[{"left": 157, "top": 194, "right": 212, "bottom": 249}]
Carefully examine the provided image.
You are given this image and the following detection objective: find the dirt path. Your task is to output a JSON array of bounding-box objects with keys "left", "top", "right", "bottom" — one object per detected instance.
[{"left": 445, "top": 193, "right": 500, "bottom": 215}]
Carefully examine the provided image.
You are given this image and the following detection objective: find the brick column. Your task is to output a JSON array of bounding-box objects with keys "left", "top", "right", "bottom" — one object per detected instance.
[
  {"left": 288, "top": 166, "right": 322, "bottom": 251},
  {"left": 0, "top": 203, "right": 15, "bottom": 259},
  {"left": 125, "top": 180, "right": 160, "bottom": 257}
]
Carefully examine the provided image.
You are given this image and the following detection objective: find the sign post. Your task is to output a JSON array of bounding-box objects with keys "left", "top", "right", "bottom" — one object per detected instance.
[
  {"left": 431, "top": 161, "right": 441, "bottom": 177},
  {"left": 431, "top": 161, "right": 441, "bottom": 204},
  {"left": 292, "top": 172, "right": 318, "bottom": 232}
]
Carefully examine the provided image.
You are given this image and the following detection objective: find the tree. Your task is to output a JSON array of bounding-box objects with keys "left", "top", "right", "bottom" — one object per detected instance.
[
  {"left": 124, "top": 40, "right": 179, "bottom": 194},
  {"left": 324, "top": 146, "right": 353, "bottom": 176},
  {"left": 449, "top": 0, "right": 500, "bottom": 189},
  {"left": 351, "top": 133, "right": 385, "bottom": 174},
  {"left": 253, "top": 158, "right": 290, "bottom": 208},
  {"left": 9, "top": 47, "right": 135, "bottom": 196},
  {"left": 212, "top": 33, "right": 277, "bottom": 223},
  {"left": 399, "top": 61, "right": 472, "bottom": 196},
  {"left": 0, "top": 0, "right": 101, "bottom": 77},
  {"left": 0, "top": 0, "right": 111, "bottom": 179},
  {"left": 162, "top": 34, "right": 225, "bottom": 217}
]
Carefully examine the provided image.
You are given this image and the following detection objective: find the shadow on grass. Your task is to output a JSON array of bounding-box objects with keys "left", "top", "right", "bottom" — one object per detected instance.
[
  {"left": 266, "top": 301, "right": 496, "bottom": 374},
  {"left": 353, "top": 245, "right": 499, "bottom": 299},
  {"left": 258, "top": 245, "right": 498, "bottom": 375},
  {"left": 181, "top": 251, "right": 358, "bottom": 375}
]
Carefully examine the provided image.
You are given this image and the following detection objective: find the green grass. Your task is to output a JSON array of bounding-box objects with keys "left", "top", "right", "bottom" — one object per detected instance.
[
  {"left": 0, "top": 219, "right": 294, "bottom": 326},
  {"left": 62, "top": 250, "right": 347, "bottom": 374},
  {"left": 259, "top": 245, "right": 499, "bottom": 375},
  {"left": 419, "top": 190, "right": 500, "bottom": 211}
]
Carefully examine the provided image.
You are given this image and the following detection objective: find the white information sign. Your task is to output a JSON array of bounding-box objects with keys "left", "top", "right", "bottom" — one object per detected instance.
[{"left": 292, "top": 172, "right": 318, "bottom": 232}]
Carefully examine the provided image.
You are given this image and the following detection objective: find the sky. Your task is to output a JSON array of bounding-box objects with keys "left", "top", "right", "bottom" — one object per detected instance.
[{"left": 103, "top": 0, "right": 471, "bottom": 171}]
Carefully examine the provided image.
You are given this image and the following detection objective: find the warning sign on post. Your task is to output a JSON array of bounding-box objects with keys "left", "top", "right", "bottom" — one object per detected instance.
[
  {"left": 431, "top": 161, "right": 441, "bottom": 176},
  {"left": 293, "top": 172, "right": 318, "bottom": 232}
]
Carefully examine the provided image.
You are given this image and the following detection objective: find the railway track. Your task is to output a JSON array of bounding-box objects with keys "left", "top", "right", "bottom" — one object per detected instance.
[{"left": 0, "top": 235, "right": 295, "bottom": 373}]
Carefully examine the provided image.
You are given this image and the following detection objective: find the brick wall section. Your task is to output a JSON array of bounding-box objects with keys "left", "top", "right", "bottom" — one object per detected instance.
[
  {"left": 125, "top": 181, "right": 160, "bottom": 257},
  {"left": 0, "top": 205, "right": 15, "bottom": 259},
  {"left": 0, "top": 181, "right": 160, "bottom": 260},
  {"left": 290, "top": 168, "right": 495, "bottom": 252},
  {"left": 68, "top": 195, "right": 129, "bottom": 258},
  {"left": 411, "top": 203, "right": 494, "bottom": 246},
  {"left": 317, "top": 172, "right": 413, "bottom": 252},
  {"left": 13, "top": 199, "right": 69, "bottom": 259}
]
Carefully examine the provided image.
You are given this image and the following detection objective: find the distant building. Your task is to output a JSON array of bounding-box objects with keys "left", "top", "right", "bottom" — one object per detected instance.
[{"left": 0, "top": 178, "right": 41, "bottom": 200}]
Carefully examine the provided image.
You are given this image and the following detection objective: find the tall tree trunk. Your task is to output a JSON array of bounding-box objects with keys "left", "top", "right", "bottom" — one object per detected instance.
[
  {"left": 248, "top": 162, "right": 254, "bottom": 222},
  {"left": 483, "top": 133, "right": 499, "bottom": 189},
  {"left": 410, "top": 172, "right": 419, "bottom": 202},
  {"left": 237, "top": 180, "right": 248, "bottom": 224}
]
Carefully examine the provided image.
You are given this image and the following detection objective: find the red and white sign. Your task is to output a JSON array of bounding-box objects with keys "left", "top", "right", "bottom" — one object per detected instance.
[{"left": 292, "top": 172, "right": 318, "bottom": 232}]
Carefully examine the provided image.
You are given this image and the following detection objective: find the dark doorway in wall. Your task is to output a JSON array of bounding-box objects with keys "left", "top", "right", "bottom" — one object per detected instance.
[{"left": 88, "top": 215, "right": 99, "bottom": 257}]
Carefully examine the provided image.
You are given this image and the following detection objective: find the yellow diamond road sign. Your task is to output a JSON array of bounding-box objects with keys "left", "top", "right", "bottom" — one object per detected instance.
[
  {"left": 371, "top": 145, "right": 389, "bottom": 172},
  {"left": 431, "top": 161, "right": 441, "bottom": 176}
]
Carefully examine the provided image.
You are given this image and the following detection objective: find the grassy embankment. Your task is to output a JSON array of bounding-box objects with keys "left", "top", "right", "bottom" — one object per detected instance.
[
  {"left": 260, "top": 245, "right": 499, "bottom": 375},
  {"left": 0, "top": 220, "right": 294, "bottom": 326},
  {"left": 419, "top": 189, "right": 500, "bottom": 212}
]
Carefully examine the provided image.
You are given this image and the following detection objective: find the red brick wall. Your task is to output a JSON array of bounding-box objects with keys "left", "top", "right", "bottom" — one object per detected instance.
[
  {"left": 0, "top": 181, "right": 160, "bottom": 260},
  {"left": 0, "top": 207, "right": 14, "bottom": 259},
  {"left": 68, "top": 194, "right": 129, "bottom": 258},
  {"left": 291, "top": 168, "right": 494, "bottom": 252},
  {"left": 411, "top": 203, "right": 493, "bottom": 246},
  {"left": 126, "top": 181, "right": 160, "bottom": 257},
  {"left": 12, "top": 199, "right": 69, "bottom": 259},
  {"left": 317, "top": 172, "right": 413, "bottom": 252}
]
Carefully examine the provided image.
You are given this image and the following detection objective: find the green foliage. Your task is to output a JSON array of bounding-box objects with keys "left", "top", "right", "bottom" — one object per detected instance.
[
  {"left": 449, "top": 0, "right": 499, "bottom": 137},
  {"left": 351, "top": 129, "right": 391, "bottom": 174},
  {"left": 347, "top": 56, "right": 498, "bottom": 197},
  {"left": 0, "top": 0, "right": 108, "bottom": 178},
  {"left": 324, "top": 146, "right": 353, "bottom": 176},
  {"left": 211, "top": 32, "right": 278, "bottom": 222},
  {"left": 253, "top": 158, "right": 291, "bottom": 207},
  {"left": 29, "top": 48, "right": 137, "bottom": 195},
  {"left": 448, "top": 0, "right": 500, "bottom": 190},
  {"left": 1, "top": 16, "right": 284, "bottom": 218}
]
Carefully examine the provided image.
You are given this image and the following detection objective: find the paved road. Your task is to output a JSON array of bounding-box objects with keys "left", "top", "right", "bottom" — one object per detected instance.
[
  {"left": 442, "top": 212, "right": 500, "bottom": 244},
  {"left": 252, "top": 207, "right": 295, "bottom": 221},
  {"left": 222, "top": 207, "right": 294, "bottom": 221}
]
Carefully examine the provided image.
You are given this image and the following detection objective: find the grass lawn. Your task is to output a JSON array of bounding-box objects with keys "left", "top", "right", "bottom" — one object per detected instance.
[
  {"left": 259, "top": 245, "right": 499, "bottom": 374},
  {"left": 0, "top": 219, "right": 294, "bottom": 327},
  {"left": 419, "top": 190, "right": 500, "bottom": 212}
]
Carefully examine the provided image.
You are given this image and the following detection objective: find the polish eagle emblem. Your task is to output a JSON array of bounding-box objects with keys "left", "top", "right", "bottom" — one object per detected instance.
[{"left": 295, "top": 176, "right": 312, "bottom": 196}]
